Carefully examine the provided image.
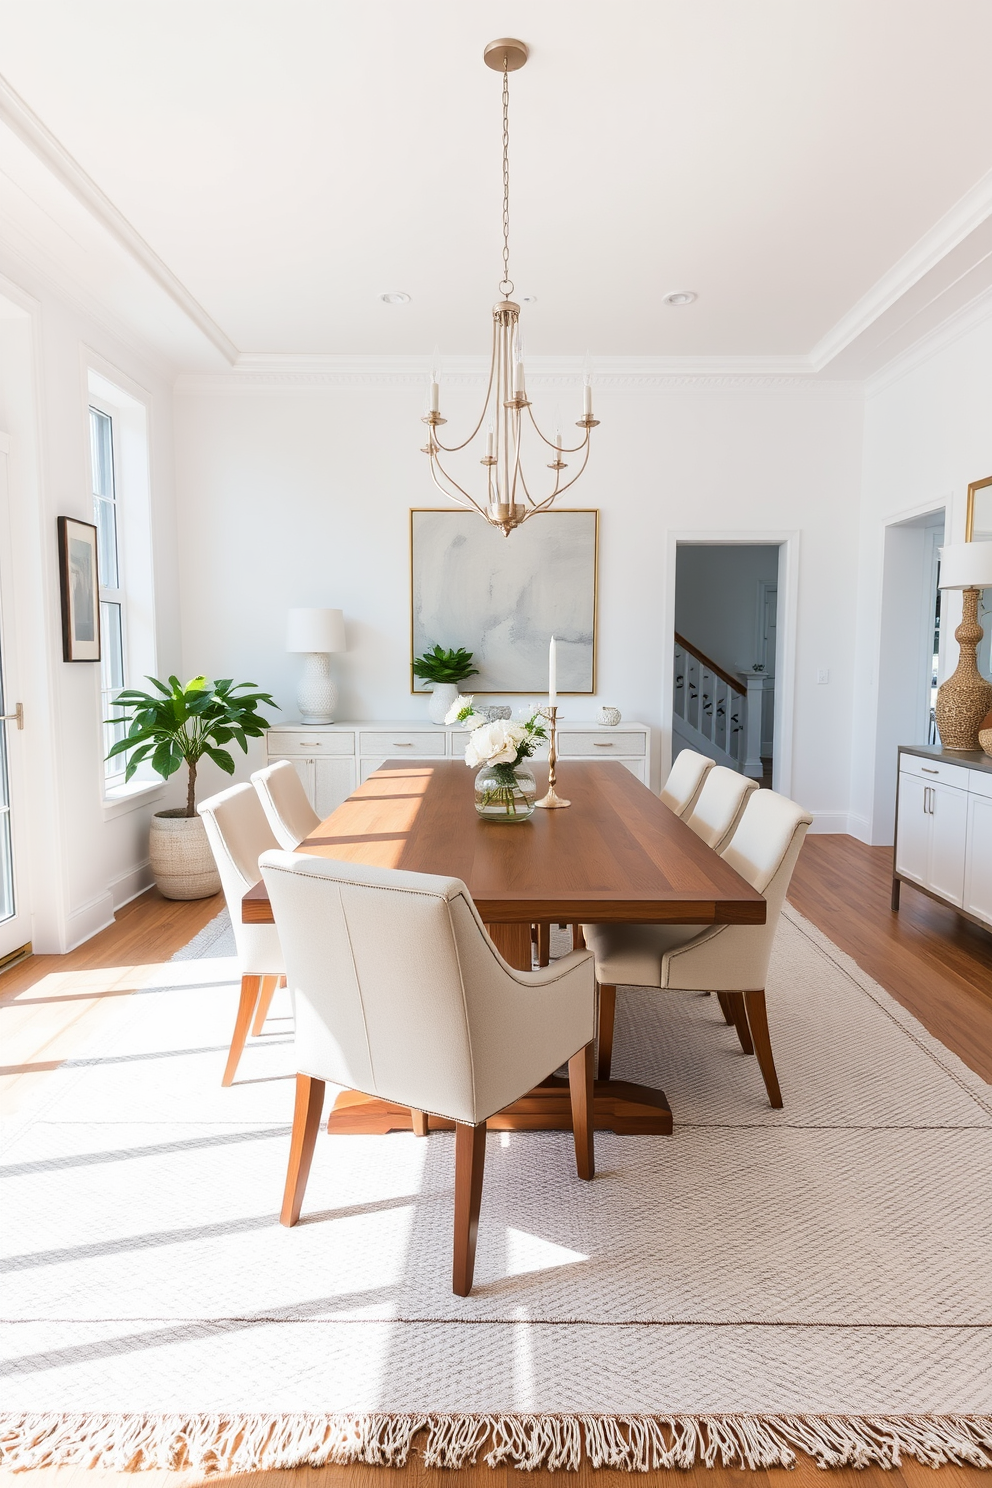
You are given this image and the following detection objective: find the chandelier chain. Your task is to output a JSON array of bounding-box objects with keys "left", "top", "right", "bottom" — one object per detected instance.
[{"left": 500, "top": 61, "right": 513, "bottom": 297}]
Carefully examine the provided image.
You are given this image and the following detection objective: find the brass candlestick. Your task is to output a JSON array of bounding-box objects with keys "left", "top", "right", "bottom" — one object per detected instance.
[{"left": 535, "top": 706, "right": 570, "bottom": 808}]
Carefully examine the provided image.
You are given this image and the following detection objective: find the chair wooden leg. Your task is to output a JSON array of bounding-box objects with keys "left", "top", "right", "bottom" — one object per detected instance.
[
  {"left": 250, "top": 974, "right": 279, "bottom": 1036},
  {"left": 280, "top": 1074, "right": 326, "bottom": 1226},
  {"left": 452, "top": 1122, "right": 487, "bottom": 1297},
  {"left": 743, "top": 990, "right": 783, "bottom": 1109},
  {"left": 536, "top": 923, "right": 551, "bottom": 967},
  {"left": 568, "top": 1041, "right": 595, "bottom": 1180},
  {"left": 597, "top": 983, "right": 617, "bottom": 1081},
  {"left": 411, "top": 1109, "right": 430, "bottom": 1136},
  {"left": 571, "top": 924, "right": 586, "bottom": 950},
  {"left": 222, "top": 975, "right": 262, "bottom": 1086},
  {"left": 727, "top": 992, "right": 754, "bottom": 1054},
  {"left": 716, "top": 990, "right": 736, "bottom": 1025}
]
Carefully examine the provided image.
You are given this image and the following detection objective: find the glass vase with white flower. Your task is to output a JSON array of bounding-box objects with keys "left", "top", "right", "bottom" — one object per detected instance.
[{"left": 445, "top": 696, "right": 549, "bottom": 822}]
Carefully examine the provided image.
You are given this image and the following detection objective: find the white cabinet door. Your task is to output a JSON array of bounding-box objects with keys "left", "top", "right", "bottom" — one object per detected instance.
[
  {"left": 313, "top": 757, "right": 356, "bottom": 818},
  {"left": 894, "top": 773, "right": 930, "bottom": 885},
  {"left": 927, "top": 780, "right": 969, "bottom": 907},
  {"left": 963, "top": 793, "right": 992, "bottom": 925}
]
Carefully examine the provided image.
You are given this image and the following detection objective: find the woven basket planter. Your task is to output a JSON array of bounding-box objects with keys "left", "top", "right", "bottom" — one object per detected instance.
[{"left": 149, "top": 810, "right": 221, "bottom": 901}]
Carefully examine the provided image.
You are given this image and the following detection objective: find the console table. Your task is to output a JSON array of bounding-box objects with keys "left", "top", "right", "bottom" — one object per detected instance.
[
  {"left": 892, "top": 744, "right": 992, "bottom": 929},
  {"left": 265, "top": 718, "right": 651, "bottom": 818}
]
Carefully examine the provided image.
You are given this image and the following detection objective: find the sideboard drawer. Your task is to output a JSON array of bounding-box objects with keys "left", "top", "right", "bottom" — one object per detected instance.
[
  {"left": 898, "top": 753, "right": 971, "bottom": 788},
  {"left": 967, "top": 768, "right": 992, "bottom": 801},
  {"left": 559, "top": 731, "right": 646, "bottom": 757},
  {"left": 359, "top": 730, "right": 448, "bottom": 757},
  {"left": 267, "top": 731, "right": 354, "bottom": 756}
]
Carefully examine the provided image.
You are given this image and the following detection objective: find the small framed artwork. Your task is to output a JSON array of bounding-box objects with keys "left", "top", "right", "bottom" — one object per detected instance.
[
  {"left": 411, "top": 508, "right": 598, "bottom": 693},
  {"left": 57, "top": 516, "right": 101, "bottom": 662}
]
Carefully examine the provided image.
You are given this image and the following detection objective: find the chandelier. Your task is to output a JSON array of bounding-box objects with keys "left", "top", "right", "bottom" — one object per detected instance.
[{"left": 421, "top": 38, "right": 599, "bottom": 537}]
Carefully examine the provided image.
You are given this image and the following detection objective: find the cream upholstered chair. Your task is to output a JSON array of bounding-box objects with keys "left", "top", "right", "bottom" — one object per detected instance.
[
  {"left": 685, "top": 766, "right": 759, "bottom": 852},
  {"left": 198, "top": 783, "right": 286, "bottom": 1085},
  {"left": 251, "top": 760, "right": 320, "bottom": 851},
  {"left": 583, "top": 789, "right": 812, "bottom": 1108},
  {"left": 660, "top": 748, "right": 714, "bottom": 818},
  {"left": 260, "top": 849, "right": 597, "bottom": 1297}
]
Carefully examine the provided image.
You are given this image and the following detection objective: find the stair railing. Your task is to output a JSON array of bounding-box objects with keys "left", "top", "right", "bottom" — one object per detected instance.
[{"left": 673, "top": 631, "right": 746, "bottom": 770}]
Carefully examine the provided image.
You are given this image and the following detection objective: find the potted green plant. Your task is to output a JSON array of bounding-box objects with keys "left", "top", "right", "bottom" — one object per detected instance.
[
  {"left": 412, "top": 644, "right": 479, "bottom": 724},
  {"left": 107, "top": 674, "right": 277, "bottom": 900}
]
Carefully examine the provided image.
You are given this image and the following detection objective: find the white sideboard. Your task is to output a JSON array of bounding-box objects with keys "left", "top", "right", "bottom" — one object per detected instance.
[
  {"left": 265, "top": 719, "right": 651, "bottom": 819},
  {"left": 893, "top": 746, "right": 992, "bottom": 928}
]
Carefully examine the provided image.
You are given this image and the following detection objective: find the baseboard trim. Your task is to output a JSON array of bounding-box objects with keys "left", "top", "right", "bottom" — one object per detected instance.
[
  {"left": 808, "top": 811, "right": 870, "bottom": 837},
  {"left": 64, "top": 890, "right": 115, "bottom": 952},
  {"left": 108, "top": 859, "right": 154, "bottom": 911}
]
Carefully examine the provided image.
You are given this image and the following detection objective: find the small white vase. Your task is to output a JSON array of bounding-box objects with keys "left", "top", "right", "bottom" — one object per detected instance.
[
  {"left": 428, "top": 681, "right": 459, "bottom": 725},
  {"left": 149, "top": 810, "right": 222, "bottom": 901}
]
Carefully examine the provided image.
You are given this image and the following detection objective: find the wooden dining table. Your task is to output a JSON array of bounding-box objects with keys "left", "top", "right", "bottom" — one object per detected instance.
[{"left": 243, "top": 759, "right": 765, "bottom": 1137}]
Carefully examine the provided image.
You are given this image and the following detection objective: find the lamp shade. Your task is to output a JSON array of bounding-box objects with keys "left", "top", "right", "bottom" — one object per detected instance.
[
  {"left": 286, "top": 607, "right": 345, "bottom": 653},
  {"left": 938, "top": 542, "right": 992, "bottom": 590}
]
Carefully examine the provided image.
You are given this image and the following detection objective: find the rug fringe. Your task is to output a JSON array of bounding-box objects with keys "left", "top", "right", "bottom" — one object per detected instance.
[{"left": 1, "top": 1412, "right": 991, "bottom": 1472}]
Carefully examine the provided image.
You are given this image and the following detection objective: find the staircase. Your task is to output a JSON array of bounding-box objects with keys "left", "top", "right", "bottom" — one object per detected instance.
[{"left": 673, "top": 632, "right": 747, "bottom": 772}]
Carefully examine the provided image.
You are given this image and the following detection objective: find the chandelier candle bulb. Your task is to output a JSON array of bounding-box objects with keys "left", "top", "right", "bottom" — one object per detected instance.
[
  {"left": 583, "top": 383, "right": 593, "bottom": 417},
  {"left": 430, "top": 380, "right": 440, "bottom": 414}
]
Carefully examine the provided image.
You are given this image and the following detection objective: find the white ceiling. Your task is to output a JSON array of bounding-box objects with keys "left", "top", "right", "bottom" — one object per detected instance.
[{"left": 0, "top": 0, "right": 991, "bottom": 375}]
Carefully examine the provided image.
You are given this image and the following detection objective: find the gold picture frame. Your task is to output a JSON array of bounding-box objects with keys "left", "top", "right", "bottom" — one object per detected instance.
[
  {"left": 410, "top": 508, "right": 599, "bottom": 694},
  {"left": 965, "top": 475, "right": 992, "bottom": 543}
]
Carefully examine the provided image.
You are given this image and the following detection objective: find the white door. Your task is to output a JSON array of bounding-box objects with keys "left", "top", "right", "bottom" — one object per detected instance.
[
  {"left": 927, "top": 779, "right": 969, "bottom": 907},
  {"left": 894, "top": 772, "right": 930, "bottom": 885},
  {"left": 0, "top": 443, "right": 31, "bottom": 961},
  {"left": 963, "top": 793, "right": 992, "bottom": 925}
]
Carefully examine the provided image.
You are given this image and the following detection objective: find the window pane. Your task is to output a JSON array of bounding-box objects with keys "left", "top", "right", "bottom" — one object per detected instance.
[
  {"left": 90, "top": 408, "right": 114, "bottom": 498},
  {"left": 94, "top": 496, "right": 119, "bottom": 590},
  {"left": 90, "top": 409, "right": 119, "bottom": 590},
  {"left": 101, "top": 602, "right": 126, "bottom": 778}
]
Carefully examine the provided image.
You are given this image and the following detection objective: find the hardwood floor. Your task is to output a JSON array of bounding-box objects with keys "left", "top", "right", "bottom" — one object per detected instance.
[
  {"left": 1, "top": 844, "right": 990, "bottom": 1486},
  {"left": 789, "top": 834, "right": 992, "bottom": 1083}
]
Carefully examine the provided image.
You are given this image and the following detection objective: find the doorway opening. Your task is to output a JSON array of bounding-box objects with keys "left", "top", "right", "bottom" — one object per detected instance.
[
  {"left": 673, "top": 544, "right": 782, "bottom": 788},
  {"left": 872, "top": 505, "right": 945, "bottom": 844}
]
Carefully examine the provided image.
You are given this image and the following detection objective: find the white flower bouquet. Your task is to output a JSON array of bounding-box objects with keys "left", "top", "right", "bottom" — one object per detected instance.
[{"left": 445, "top": 696, "right": 549, "bottom": 819}]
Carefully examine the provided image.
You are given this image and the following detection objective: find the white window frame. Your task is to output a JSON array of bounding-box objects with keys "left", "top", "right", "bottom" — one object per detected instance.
[{"left": 85, "top": 364, "right": 161, "bottom": 812}]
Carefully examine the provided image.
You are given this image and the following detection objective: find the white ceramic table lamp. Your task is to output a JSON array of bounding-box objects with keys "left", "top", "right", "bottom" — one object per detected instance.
[
  {"left": 286, "top": 608, "right": 345, "bottom": 724},
  {"left": 935, "top": 543, "right": 992, "bottom": 751}
]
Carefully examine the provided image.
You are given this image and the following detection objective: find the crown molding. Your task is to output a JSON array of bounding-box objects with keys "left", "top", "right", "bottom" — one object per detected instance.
[
  {"left": 864, "top": 281, "right": 992, "bottom": 398},
  {"left": 0, "top": 227, "right": 177, "bottom": 383},
  {"left": 810, "top": 166, "right": 992, "bottom": 371},
  {"left": 175, "top": 353, "right": 861, "bottom": 396},
  {"left": 0, "top": 70, "right": 239, "bottom": 366}
]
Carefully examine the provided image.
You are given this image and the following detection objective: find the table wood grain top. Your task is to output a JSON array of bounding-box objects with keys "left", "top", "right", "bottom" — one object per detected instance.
[{"left": 243, "top": 759, "right": 765, "bottom": 926}]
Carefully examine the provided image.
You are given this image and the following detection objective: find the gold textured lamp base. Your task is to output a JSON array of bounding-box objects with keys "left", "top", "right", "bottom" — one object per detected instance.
[{"left": 934, "top": 587, "right": 992, "bottom": 751}]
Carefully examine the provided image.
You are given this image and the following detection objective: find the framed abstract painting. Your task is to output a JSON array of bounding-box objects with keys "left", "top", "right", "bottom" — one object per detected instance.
[{"left": 410, "top": 508, "right": 598, "bottom": 693}]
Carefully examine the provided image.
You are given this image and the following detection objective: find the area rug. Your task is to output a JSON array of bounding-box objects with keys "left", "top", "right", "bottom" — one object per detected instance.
[{"left": 1, "top": 906, "right": 990, "bottom": 1472}]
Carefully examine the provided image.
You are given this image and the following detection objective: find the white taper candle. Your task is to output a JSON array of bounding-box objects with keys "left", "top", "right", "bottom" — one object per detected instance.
[{"left": 549, "top": 635, "right": 557, "bottom": 708}]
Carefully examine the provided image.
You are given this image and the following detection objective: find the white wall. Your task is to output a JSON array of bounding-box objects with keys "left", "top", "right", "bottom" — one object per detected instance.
[
  {"left": 0, "top": 262, "right": 183, "bottom": 951},
  {"left": 852, "top": 310, "right": 992, "bottom": 845},
  {"left": 174, "top": 377, "right": 864, "bottom": 826}
]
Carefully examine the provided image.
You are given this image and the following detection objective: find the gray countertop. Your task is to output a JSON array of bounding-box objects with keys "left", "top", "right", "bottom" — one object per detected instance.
[{"left": 898, "top": 743, "right": 992, "bottom": 775}]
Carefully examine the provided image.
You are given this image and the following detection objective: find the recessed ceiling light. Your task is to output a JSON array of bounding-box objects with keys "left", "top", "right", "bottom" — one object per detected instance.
[
  {"left": 663, "top": 290, "right": 697, "bottom": 306},
  {"left": 379, "top": 291, "right": 411, "bottom": 305},
  {"left": 521, "top": 294, "right": 538, "bottom": 304}
]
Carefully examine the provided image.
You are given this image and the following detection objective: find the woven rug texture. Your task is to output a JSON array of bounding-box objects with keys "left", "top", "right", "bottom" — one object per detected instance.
[{"left": 1, "top": 904, "right": 991, "bottom": 1470}]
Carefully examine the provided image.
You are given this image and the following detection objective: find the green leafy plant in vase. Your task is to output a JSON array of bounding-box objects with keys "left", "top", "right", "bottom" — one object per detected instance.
[
  {"left": 106, "top": 674, "right": 277, "bottom": 899},
  {"left": 412, "top": 644, "right": 479, "bottom": 724}
]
